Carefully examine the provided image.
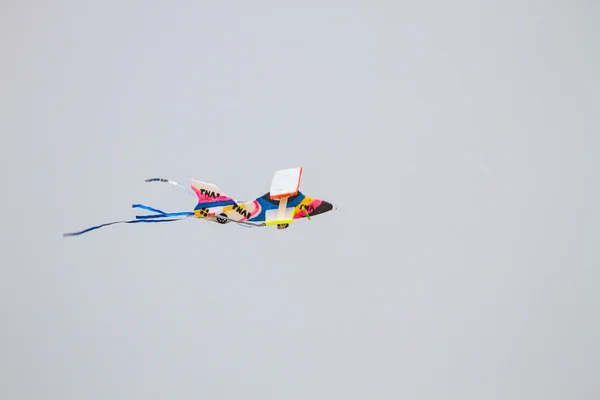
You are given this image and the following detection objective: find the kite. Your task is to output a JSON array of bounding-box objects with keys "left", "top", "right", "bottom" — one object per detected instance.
[{"left": 63, "top": 167, "right": 336, "bottom": 236}]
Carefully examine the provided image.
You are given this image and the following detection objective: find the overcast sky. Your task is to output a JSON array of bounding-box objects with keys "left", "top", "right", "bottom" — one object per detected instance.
[{"left": 2, "top": 2, "right": 599, "bottom": 399}]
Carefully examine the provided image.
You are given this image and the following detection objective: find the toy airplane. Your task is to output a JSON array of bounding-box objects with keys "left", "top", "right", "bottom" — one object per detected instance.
[{"left": 63, "top": 167, "right": 336, "bottom": 236}]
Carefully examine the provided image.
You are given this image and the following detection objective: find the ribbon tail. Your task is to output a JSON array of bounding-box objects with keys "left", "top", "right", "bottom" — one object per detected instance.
[
  {"left": 63, "top": 216, "right": 191, "bottom": 237},
  {"left": 132, "top": 203, "right": 167, "bottom": 215},
  {"left": 145, "top": 177, "right": 196, "bottom": 197}
]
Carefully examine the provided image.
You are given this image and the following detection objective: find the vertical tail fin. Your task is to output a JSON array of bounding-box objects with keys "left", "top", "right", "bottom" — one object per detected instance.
[{"left": 190, "top": 179, "right": 238, "bottom": 207}]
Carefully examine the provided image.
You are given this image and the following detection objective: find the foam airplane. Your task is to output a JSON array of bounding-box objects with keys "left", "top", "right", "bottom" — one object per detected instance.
[{"left": 63, "top": 167, "right": 336, "bottom": 236}]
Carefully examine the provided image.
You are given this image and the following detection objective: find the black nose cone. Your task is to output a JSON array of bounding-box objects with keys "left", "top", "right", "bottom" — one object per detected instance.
[{"left": 311, "top": 200, "right": 335, "bottom": 216}]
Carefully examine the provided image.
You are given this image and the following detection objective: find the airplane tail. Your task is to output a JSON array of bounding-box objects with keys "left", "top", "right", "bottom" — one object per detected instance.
[
  {"left": 189, "top": 179, "right": 238, "bottom": 207},
  {"left": 63, "top": 177, "right": 239, "bottom": 237}
]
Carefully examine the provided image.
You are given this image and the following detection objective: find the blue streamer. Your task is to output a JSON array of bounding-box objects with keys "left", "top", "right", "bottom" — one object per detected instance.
[
  {"left": 63, "top": 217, "right": 190, "bottom": 237},
  {"left": 135, "top": 212, "right": 194, "bottom": 219},
  {"left": 144, "top": 177, "right": 196, "bottom": 197},
  {"left": 131, "top": 203, "right": 193, "bottom": 219},
  {"left": 132, "top": 204, "right": 167, "bottom": 215}
]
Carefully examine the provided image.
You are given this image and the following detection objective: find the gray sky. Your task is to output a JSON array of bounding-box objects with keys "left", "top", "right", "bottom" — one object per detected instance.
[{"left": 2, "top": 1, "right": 599, "bottom": 399}]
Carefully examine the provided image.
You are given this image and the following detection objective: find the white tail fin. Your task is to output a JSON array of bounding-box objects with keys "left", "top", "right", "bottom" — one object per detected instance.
[{"left": 190, "top": 179, "right": 237, "bottom": 205}]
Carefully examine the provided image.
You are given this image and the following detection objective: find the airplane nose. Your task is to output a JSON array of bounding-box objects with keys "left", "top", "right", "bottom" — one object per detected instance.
[{"left": 311, "top": 200, "right": 335, "bottom": 216}]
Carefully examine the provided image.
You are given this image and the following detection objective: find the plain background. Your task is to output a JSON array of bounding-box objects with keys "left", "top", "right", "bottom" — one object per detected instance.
[{"left": 2, "top": 1, "right": 599, "bottom": 399}]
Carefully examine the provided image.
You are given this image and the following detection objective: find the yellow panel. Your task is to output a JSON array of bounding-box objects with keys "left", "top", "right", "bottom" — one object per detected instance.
[{"left": 265, "top": 219, "right": 294, "bottom": 226}]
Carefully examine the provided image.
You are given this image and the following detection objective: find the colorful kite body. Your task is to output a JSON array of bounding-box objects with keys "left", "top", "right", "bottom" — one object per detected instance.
[{"left": 63, "top": 167, "right": 336, "bottom": 237}]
